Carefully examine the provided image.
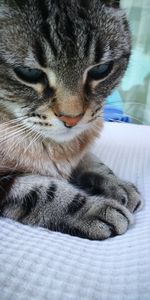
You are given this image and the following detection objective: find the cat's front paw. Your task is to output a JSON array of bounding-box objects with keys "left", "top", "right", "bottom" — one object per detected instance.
[
  {"left": 74, "top": 172, "right": 143, "bottom": 214},
  {"left": 118, "top": 181, "right": 143, "bottom": 213},
  {"left": 75, "top": 197, "right": 133, "bottom": 240}
]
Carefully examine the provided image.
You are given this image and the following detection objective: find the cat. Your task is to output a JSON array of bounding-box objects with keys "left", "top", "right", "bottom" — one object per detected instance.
[{"left": 0, "top": 0, "right": 142, "bottom": 240}]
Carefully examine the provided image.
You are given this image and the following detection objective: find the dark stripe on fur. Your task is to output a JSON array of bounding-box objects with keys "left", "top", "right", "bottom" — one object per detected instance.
[
  {"left": 88, "top": 117, "right": 98, "bottom": 123},
  {"left": 91, "top": 107, "right": 101, "bottom": 117},
  {"left": 55, "top": 12, "right": 60, "bottom": 27},
  {"left": 33, "top": 39, "right": 47, "bottom": 68},
  {"left": 65, "top": 9, "right": 75, "bottom": 41},
  {"left": 101, "top": 0, "right": 120, "bottom": 8},
  {"left": 41, "top": 23, "right": 58, "bottom": 57},
  {"left": 68, "top": 194, "right": 86, "bottom": 215},
  {"left": 108, "top": 170, "right": 114, "bottom": 175},
  {"left": 84, "top": 32, "right": 92, "bottom": 58},
  {"left": 0, "top": 174, "right": 16, "bottom": 200},
  {"left": 79, "top": 0, "right": 90, "bottom": 9},
  {"left": 70, "top": 171, "right": 107, "bottom": 196},
  {"left": 133, "top": 201, "right": 141, "bottom": 213},
  {"left": 18, "top": 190, "right": 38, "bottom": 221},
  {"left": 0, "top": 56, "right": 6, "bottom": 65},
  {"left": 94, "top": 39, "right": 103, "bottom": 64},
  {"left": 37, "top": 0, "right": 49, "bottom": 20},
  {"left": 9, "top": 0, "right": 26, "bottom": 10},
  {"left": 78, "top": 7, "right": 87, "bottom": 20},
  {"left": 43, "top": 86, "right": 55, "bottom": 98},
  {"left": 47, "top": 183, "right": 57, "bottom": 201},
  {"left": 130, "top": 183, "right": 140, "bottom": 195}
]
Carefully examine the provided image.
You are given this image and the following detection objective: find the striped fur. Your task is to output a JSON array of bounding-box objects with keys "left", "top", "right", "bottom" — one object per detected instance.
[{"left": 0, "top": 0, "right": 142, "bottom": 240}]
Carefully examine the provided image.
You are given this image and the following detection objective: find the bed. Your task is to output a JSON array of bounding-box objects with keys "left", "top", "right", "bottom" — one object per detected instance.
[{"left": 0, "top": 122, "right": 150, "bottom": 300}]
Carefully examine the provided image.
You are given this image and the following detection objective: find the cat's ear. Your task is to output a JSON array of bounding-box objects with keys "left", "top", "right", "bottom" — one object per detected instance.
[{"left": 101, "top": 0, "right": 120, "bottom": 8}]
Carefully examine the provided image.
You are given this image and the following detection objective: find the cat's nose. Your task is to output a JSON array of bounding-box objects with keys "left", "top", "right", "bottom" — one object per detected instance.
[{"left": 58, "top": 114, "right": 83, "bottom": 128}]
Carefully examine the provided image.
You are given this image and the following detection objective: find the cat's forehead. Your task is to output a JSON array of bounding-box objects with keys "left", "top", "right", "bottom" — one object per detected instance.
[{"left": 1, "top": 0, "right": 130, "bottom": 72}]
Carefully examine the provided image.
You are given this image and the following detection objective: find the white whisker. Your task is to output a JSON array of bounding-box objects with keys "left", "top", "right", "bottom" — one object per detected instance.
[
  {"left": 124, "top": 111, "right": 146, "bottom": 124},
  {"left": 105, "top": 100, "right": 146, "bottom": 107},
  {"left": 16, "top": 127, "right": 37, "bottom": 151},
  {"left": 7, "top": 126, "right": 36, "bottom": 155},
  {"left": 0, "top": 125, "right": 30, "bottom": 143},
  {"left": 0, "top": 116, "right": 28, "bottom": 127},
  {"left": 100, "top": 106, "right": 147, "bottom": 124},
  {"left": 23, "top": 132, "right": 41, "bottom": 155},
  {"left": 0, "top": 122, "right": 27, "bottom": 135}
]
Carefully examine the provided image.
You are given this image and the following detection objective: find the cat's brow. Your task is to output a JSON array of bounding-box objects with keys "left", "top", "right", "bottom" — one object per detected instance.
[
  {"left": 41, "top": 22, "right": 58, "bottom": 57},
  {"left": 94, "top": 39, "right": 103, "bottom": 64},
  {"left": 36, "top": 0, "right": 49, "bottom": 21},
  {"left": 33, "top": 39, "right": 47, "bottom": 68},
  {"left": 84, "top": 32, "right": 93, "bottom": 58}
]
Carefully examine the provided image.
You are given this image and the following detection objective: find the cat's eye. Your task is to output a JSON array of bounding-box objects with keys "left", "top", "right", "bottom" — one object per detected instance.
[
  {"left": 14, "top": 66, "right": 45, "bottom": 84},
  {"left": 88, "top": 61, "right": 113, "bottom": 81}
]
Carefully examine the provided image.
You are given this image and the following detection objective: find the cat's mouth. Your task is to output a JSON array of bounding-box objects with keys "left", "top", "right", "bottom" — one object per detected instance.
[
  {"left": 19, "top": 106, "right": 102, "bottom": 143},
  {"left": 55, "top": 113, "right": 84, "bottom": 128},
  {"left": 24, "top": 115, "right": 91, "bottom": 144}
]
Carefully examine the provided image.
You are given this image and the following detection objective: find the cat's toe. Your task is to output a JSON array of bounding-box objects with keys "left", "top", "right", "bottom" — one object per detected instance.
[
  {"left": 86, "top": 198, "right": 133, "bottom": 240},
  {"left": 119, "top": 182, "right": 143, "bottom": 213}
]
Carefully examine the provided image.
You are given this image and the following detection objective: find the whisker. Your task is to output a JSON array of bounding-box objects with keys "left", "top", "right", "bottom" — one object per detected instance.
[
  {"left": 0, "top": 116, "right": 28, "bottom": 127},
  {"left": 18, "top": 126, "right": 37, "bottom": 149},
  {"left": 0, "top": 122, "right": 29, "bottom": 138},
  {"left": 88, "top": 114, "right": 103, "bottom": 123},
  {"left": 23, "top": 132, "right": 41, "bottom": 155},
  {"left": 106, "top": 119, "right": 125, "bottom": 123},
  {"left": 105, "top": 100, "right": 146, "bottom": 107},
  {"left": 0, "top": 122, "right": 27, "bottom": 134},
  {"left": 0, "top": 127, "right": 34, "bottom": 168},
  {"left": 3, "top": 126, "right": 36, "bottom": 160},
  {"left": 102, "top": 105, "right": 147, "bottom": 124},
  {"left": 0, "top": 125, "right": 31, "bottom": 143},
  {"left": 124, "top": 111, "right": 147, "bottom": 124}
]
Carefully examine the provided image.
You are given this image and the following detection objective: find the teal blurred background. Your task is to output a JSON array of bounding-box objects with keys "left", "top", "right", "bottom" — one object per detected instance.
[{"left": 106, "top": 0, "right": 150, "bottom": 125}]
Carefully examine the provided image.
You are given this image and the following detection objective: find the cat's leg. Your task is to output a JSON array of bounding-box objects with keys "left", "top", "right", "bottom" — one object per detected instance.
[
  {"left": 70, "top": 153, "right": 142, "bottom": 213},
  {"left": 0, "top": 174, "right": 133, "bottom": 240}
]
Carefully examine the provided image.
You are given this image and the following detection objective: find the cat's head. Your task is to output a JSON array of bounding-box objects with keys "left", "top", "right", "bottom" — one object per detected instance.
[{"left": 0, "top": 0, "right": 131, "bottom": 142}]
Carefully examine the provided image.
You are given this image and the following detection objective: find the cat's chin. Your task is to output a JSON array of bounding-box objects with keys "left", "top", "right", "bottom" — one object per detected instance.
[{"left": 43, "top": 126, "right": 87, "bottom": 144}]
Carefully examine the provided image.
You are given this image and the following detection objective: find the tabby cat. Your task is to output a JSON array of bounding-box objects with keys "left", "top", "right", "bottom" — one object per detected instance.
[{"left": 0, "top": 0, "right": 142, "bottom": 240}]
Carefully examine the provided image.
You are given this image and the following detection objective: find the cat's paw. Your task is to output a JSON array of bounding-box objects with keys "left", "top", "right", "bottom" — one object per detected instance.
[
  {"left": 117, "top": 181, "right": 143, "bottom": 213},
  {"left": 74, "top": 172, "right": 143, "bottom": 214},
  {"left": 76, "top": 198, "right": 133, "bottom": 240},
  {"left": 104, "top": 178, "right": 143, "bottom": 213}
]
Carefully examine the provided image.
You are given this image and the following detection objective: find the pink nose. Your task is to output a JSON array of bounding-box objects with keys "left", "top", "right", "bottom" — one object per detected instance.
[{"left": 58, "top": 114, "right": 83, "bottom": 127}]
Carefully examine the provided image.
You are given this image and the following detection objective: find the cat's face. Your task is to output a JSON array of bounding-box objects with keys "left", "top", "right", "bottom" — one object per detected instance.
[{"left": 0, "top": 0, "right": 131, "bottom": 142}]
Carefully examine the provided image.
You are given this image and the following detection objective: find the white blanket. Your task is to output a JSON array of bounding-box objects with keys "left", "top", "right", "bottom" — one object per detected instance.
[{"left": 0, "top": 122, "right": 150, "bottom": 300}]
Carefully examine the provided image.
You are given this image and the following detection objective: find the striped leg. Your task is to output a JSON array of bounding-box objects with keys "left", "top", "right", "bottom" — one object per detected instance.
[
  {"left": 0, "top": 174, "right": 133, "bottom": 240},
  {"left": 70, "top": 153, "right": 142, "bottom": 213}
]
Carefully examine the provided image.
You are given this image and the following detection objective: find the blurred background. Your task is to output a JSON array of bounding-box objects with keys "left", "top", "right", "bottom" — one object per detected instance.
[{"left": 105, "top": 0, "right": 150, "bottom": 125}]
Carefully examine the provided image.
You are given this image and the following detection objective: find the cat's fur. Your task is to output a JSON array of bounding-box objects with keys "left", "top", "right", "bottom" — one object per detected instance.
[{"left": 0, "top": 0, "right": 142, "bottom": 240}]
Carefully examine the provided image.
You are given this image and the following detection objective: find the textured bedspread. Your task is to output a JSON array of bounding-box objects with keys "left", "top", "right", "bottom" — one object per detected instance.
[{"left": 0, "top": 122, "right": 150, "bottom": 300}]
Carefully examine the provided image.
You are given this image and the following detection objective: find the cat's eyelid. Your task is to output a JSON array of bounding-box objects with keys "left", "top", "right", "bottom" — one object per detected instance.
[
  {"left": 13, "top": 66, "right": 57, "bottom": 96},
  {"left": 84, "top": 53, "right": 129, "bottom": 77},
  {"left": 83, "top": 60, "right": 114, "bottom": 84},
  {"left": 14, "top": 74, "right": 44, "bottom": 94},
  {"left": 13, "top": 66, "right": 46, "bottom": 94},
  {"left": 14, "top": 65, "right": 56, "bottom": 88},
  {"left": 86, "top": 59, "right": 112, "bottom": 73},
  {"left": 14, "top": 65, "right": 43, "bottom": 71}
]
